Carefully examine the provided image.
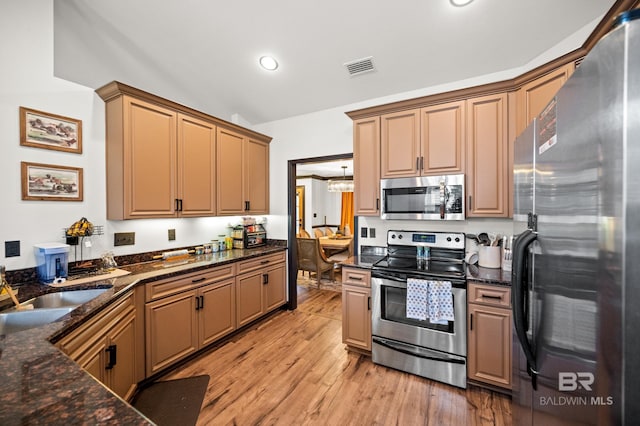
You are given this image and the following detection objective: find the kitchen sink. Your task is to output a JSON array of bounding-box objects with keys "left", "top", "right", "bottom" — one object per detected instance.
[
  {"left": 0, "top": 307, "right": 75, "bottom": 335},
  {"left": 19, "top": 288, "right": 108, "bottom": 309}
]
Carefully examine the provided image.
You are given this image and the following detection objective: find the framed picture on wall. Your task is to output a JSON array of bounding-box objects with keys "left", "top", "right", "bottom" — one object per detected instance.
[
  {"left": 21, "top": 162, "right": 83, "bottom": 201},
  {"left": 19, "top": 107, "right": 82, "bottom": 154}
]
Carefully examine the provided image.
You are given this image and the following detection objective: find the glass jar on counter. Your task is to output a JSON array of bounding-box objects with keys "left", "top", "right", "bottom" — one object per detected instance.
[
  {"left": 211, "top": 240, "right": 219, "bottom": 252},
  {"left": 218, "top": 235, "right": 227, "bottom": 251}
]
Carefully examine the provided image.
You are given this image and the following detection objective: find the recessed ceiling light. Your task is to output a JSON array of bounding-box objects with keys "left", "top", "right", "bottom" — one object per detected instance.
[
  {"left": 450, "top": 0, "right": 474, "bottom": 6},
  {"left": 259, "top": 56, "right": 279, "bottom": 71}
]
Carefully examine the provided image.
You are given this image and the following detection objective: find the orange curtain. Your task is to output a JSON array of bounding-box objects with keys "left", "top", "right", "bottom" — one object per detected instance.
[{"left": 340, "top": 192, "right": 354, "bottom": 235}]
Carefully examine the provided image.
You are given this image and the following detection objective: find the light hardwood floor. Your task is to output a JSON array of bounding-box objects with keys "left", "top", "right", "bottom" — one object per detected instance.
[{"left": 162, "top": 285, "right": 512, "bottom": 425}]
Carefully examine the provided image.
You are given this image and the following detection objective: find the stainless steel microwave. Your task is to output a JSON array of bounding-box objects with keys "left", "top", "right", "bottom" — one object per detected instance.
[{"left": 380, "top": 174, "right": 465, "bottom": 220}]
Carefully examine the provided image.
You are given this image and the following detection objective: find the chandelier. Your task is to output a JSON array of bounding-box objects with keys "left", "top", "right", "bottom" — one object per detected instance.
[{"left": 327, "top": 166, "right": 354, "bottom": 192}]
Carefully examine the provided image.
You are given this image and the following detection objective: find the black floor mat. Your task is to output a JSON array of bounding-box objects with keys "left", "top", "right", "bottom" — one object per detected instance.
[{"left": 132, "top": 375, "right": 210, "bottom": 426}]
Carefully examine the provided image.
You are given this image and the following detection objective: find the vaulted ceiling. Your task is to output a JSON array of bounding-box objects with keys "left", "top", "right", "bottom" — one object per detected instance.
[{"left": 53, "top": 0, "right": 615, "bottom": 125}]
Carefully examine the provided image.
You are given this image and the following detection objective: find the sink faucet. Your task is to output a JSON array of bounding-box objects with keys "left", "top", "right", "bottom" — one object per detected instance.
[{"left": 0, "top": 265, "right": 27, "bottom": 310}]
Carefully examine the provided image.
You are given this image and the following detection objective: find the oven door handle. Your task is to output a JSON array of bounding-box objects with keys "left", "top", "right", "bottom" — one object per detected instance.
[
  {"left": 371, "top": 273, "right": 407, "bottom": 284},
  {"left": 373, "top": 337, "right": 465, "bottom": 365}
]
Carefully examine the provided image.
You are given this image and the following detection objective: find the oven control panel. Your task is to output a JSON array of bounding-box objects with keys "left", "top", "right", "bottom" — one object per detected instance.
[{"left": 387, "top": 230, "right": 465, "bottom": 250}]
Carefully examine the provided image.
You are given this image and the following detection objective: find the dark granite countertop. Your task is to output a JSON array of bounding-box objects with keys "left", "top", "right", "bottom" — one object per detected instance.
[
  {"left": 466, "top": 264, "right": 511, "bottom": 286},
  {"left": 340, "top": 254, "right": 385, "bottom": 270},
  {"left": 0, "top": 245, "right": 287, "bottom": 425}
]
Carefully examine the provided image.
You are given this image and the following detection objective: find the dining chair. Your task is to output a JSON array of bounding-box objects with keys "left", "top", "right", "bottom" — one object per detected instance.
[{"left": 296, "top": 237, "right": 335, "bottom": 287}]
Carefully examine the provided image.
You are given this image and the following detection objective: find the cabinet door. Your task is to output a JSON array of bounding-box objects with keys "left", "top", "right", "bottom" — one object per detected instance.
[
  {"left": 516, "top": 63, "right": 574, "bottom": 134},
  {"left": 177, "top": 114, "right": 217, "bottom": 217},
  {"left": 420, "top": 101, "right": 465, "bottom": 175},
  {"left": 146, "top": 290, "right": 198, "bottom": 375},
  {"left": 380, "top": 109, "right": 420, "bottom": 178},
  {"left": 108, "top": 310, "right": 138, "bottom": 399},
  {"left": 236, "top": 271, "right": 264, "bottom": 327},
  {"left": 217, "top": 127, "right": 245, "bottom": 215},
  {"left": 199, "top": 278, "right": 236, "bottom": 347},
  {"left": 342, "top": 284, "right": 371, "bottom": 351},
  {"left": 264, "top": 263, "right": 286, "bottom": 312},
  {"left": 466, "top": 93, "right": 508, "bottom": 217},
  {"left": 468, "top": 303, "right": 512, "bottom": 389},
  {"left": 75, "top": 338, "right": 107, "bottom": 385},
  {"left": 353, "top": 117, "right": 380, "bottom": 216},
  {"left": 244, "top": 138, "right": 269, "bottom": 214},
  {"left": 123, "top": 96, "right": 178, "bottom": 218}
]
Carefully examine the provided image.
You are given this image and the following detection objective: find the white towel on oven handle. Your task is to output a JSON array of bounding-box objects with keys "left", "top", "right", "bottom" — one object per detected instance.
[
  {"left": 406, "top": 278, "right": 429, "bottom": 321},
  {"left": 428, "top": 280, "right": 454, "bottom": 323}
]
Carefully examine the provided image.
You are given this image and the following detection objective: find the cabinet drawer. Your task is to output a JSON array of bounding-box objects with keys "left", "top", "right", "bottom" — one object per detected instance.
[
  {"left": 342, "top": 268, "right": 371, "bottom": 287},
  {"left": 145, "top": 264, "right": 236, "bottom": 302},
  {"left": 236, "top": 252, "right": 286, "bottom": 275},
  {"left": 468, "top": 282, "right": 511, "bottom": 308},
  {"left": 58, "top": 291, "right": 135, "bottom": 357}
]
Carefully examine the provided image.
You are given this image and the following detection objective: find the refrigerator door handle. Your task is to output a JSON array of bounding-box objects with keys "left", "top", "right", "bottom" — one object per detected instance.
[{"left": 512, "top": 229, "right": 538, "bottom": 375}]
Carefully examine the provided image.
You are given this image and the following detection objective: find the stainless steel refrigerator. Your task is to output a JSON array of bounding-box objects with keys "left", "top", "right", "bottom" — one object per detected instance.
[{"left": 512, "top": 11, "right": 640, "bottom": 426}]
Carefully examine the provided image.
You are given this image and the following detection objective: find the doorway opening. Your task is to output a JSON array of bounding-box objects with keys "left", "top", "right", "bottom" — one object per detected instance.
[{"left": 287, "top": 153, "right": 354, "bottom": 310}]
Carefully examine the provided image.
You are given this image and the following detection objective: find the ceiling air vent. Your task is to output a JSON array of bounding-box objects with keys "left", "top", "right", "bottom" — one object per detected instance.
[{"left": 344, "top": 56, "right": 375, "bottom": 76}]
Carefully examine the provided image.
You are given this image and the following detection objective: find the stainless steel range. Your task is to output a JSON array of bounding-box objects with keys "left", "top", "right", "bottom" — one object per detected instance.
[{"left": 371, "top": 230, "right": 467, "bottom": 388}]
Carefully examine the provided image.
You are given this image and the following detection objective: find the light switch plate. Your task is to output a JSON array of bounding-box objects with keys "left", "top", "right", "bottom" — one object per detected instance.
[
  {"left": 168, "top": 229, "right": 176, "bottom": 241},
  {"left": 5, "top": 240, "right": 20, "bottom": 257},
  {"left": 361, "top": 227, "right": 368, "bottom": 238},
  {"left": 369, "top": 228, "right": 376, "bottom": 238}
]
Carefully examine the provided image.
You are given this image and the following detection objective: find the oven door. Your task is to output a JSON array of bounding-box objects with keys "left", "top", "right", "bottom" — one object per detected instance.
[{"left": 371, "top": 270, "right": 466, "bottom": 357}]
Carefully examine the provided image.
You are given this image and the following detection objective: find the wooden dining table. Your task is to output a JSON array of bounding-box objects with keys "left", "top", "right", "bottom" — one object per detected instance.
[{"left": 318, "top": 236, "right": 353, "bottom": 257}]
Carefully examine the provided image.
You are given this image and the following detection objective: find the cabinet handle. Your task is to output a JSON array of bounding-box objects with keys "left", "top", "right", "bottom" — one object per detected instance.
[
  {"left": 195, "top": 296, "right": 201, "bottom": 310},
  {"left": 367, "top": 296, "right": 371, "bottom": 311},
  {"left": 245, "top": 201, "right": 250, "bottom": 211},
  {"left": 416, "top": 157, "right": 420, "bottom": 171},
  {"left": 376, "top": 198, "right": 380, "bottom": 211},
  {"left": 262, "top": 273, "right": 269, "bottom": 285},
  {"left": 105, "top": 345, "right": 117, "bottom": 370},
  {"left": 470, "top": 313, "right": 473, "bottom": 331},
  {"left": 200, "top": 295, "right": 204, "bottom": 309},
  {"left": 349, "top": 276, "right": 362, "bottom": 281},
  {"left": 260, "top": 260, "right": 270, "bottom": 264},
  {"left": 468, "top": 195, "right": 472, "bottom": 210},
  {"left": 192, "top": 277, "right": 206, "bottom": 284},
  {"left": 481, "top": 294, "right": 503, "bottom": 300},
  {"left": 175, "top": 198, "right": 179, "bottom": 212},
  {"left": 420, "top": 156, "right": 424, "bottom": 171},
  {"left": 178, "top": 199, "right": 183, "bottom": 212}
]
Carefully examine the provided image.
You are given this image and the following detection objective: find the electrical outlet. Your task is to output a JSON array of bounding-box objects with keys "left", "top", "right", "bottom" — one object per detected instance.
[
  {"left": 5, "top": 240, "right": 20, "bottom": 257},
  {"left": 361, "top": 227, "right": 368, "bottom": 238},
  {"left": 369, "top": 228, "right": 376, "bottom": 238},
  {"left": 168, "top": 229, "right": 176, "bottom": 241},
  {"left": 114, "top": 232, "right": 135, "bottom": 246}
]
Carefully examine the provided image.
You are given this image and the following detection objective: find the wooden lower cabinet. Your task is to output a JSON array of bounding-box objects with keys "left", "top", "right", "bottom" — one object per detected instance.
[
  {"left": 236, "top": 261, "right": 286, "bottom": 327},
  {"left": 146, "top": 278, "right": 236, "bottom": 375},
  {"left": 57, "top": 289, "right": 144, "bottom": 400},
  {"left": 341, "top": 267, "right": 371, "bottom": 352},
  {"left": 467, "top": 282, "right": 512, "bottom": 390}
]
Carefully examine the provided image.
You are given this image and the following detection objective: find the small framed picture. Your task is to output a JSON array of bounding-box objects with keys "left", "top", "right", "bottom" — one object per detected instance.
[
  {"left": 20, "top": 107, "right": 82, "bottom": 154},
  {"left": 21, "top": 162, "right": 83, "bottom": 202}
]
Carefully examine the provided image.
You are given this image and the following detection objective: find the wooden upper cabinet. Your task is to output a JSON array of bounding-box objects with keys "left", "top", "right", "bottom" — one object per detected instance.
[
  {"left": 380, "top": 103, "right": 465, "bottom": 179},
  {"left": 97, "top": 81, "right": 272, "bottom": 220},
  {"left": 216, "top": 129, "right": 270, "bottom": 216},
  {"left": 516, "top": 62, "right": 575, "bottom": 135},
  {"left": 244, "top": 138, "right": 269, "bottom": 215},
  {"left": 380, "top": 109, "right": 420, "bottom": 178},
  {"left": 466, "top": 93, "right": 508, "bottom": 217},
  {"left": 420, "top": 101, "right": 465, "bottom": 175},
  {"left": 177, "top": 114, "right": 216, "bottom": 217},
  {"left": 217, "top": 127, "right": 245, "bottom": 215},
  {"left": 115, "top": 96, "right": 178, "bottom": 219},
  {"left": 353, "top": 117, "right": 380, "bottom": 216}
]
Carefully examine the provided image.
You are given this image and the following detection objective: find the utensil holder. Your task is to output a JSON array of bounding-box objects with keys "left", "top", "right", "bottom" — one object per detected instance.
[{"left": 478, "top": 246, "right": 501, "bottom": 268}]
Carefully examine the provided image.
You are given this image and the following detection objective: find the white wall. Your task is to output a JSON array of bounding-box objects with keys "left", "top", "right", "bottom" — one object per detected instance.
[
  {"left": 0, "top": 1, "right": 267, "bottom": 271},
  {"left": 296, "top": 177, "right": 341, "bottom": 234}
]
